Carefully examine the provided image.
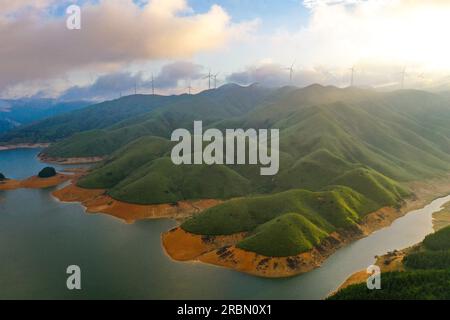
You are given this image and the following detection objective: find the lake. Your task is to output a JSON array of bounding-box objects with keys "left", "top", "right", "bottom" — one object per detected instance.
[{"left": 0, "top": 148, "right": 448, "bottom": 299}]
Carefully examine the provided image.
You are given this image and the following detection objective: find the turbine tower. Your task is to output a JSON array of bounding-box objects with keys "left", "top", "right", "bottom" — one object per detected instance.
[
  {"left": 213, "top": 72, "right": 220, "bottom": 89},
  {"left": 187, "top": 80, "right": 193, "bottom": 95},
  {"left": 349, "top": 66, "right": 355, "bottom": 87},
  {"left": 151, "top": 73, "right": 155, "bottom": 95},
  {"left": 285, "top": 62, "right": 295, "bottom": 84},
  {"left": 203, "top": 70, "right": 214, "bottom": 90},
  {"left": 400, "top": 67, "right": 407, "bottom": 89}
]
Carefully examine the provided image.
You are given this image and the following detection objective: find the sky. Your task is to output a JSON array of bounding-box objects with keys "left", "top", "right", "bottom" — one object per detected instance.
[{"left": 1, "top": 0, "right": 450, "bottom": 100}]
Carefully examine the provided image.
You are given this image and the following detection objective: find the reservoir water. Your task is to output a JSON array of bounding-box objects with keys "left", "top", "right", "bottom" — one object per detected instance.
[{"left": 1, "top": 148, "right": 449, "bottom": 299}]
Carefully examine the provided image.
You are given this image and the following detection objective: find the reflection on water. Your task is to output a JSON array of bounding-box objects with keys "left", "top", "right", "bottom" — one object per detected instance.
[{"left": 0, "top": 148, "right": 448, "bottom": 299}]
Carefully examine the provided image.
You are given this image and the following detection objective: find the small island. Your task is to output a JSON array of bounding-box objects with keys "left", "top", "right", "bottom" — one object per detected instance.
[
  {"left": 38, "top": 167, "right": 57, "bottom": 178},
  {"left": 0, "top": 168, "right": 71, "bottom": 191}
]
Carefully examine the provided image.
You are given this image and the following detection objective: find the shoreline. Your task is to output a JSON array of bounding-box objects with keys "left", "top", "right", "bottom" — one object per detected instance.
[
  {"left": 334, "top": 196, "right": 450, "bottom": 293},
  {"left": 7, "top": 166, "right": 450, "bottom": 279},
  {"left": 0, "top": 174, "right": 72, "bottom": 190},
  {"left": 162, "top": 177, "right": 450, "bottom": 278},
  {"left": 38, "top": 153, "right": 105, "bottom": 165},
  {"left": 51, "top": 181, "right": 222, "bottom": 224},
  {"left": 333, "top": 247, "right": 410, "bottom": 294},
  {"left": 0, "top": 143, "right": 50, "bottom": 151}
]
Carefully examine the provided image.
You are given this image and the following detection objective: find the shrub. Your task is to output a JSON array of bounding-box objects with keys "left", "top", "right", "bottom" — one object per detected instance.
[
  {"left": 38, "top": 167, "right": 57, "bottom": 178},
  {"left": 423, "top": 226, "right": 450, "bottom": 251},
  {"left": 404, "top": 250, "right": 450, "bottom": 270}
]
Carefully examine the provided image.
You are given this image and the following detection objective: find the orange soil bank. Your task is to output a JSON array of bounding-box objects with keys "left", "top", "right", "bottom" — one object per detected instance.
[
  {"left": 52, "top": 183, "right": 221, "bottom": 223},
  {"left": 38, "top": 154, "right": 105, "bottom": 165},
  {"left": 162, "top": 226, "right": 358, "bottom": 277},
  {"left": 162, "top": 177, "right": 450, "bottom": 278},
  {"left": 0, "top": 174, "right": 71, "bottom": 191}
]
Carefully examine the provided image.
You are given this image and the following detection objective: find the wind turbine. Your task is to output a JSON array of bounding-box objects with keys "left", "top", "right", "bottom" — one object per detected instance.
[
  {"left": 285, "top": 62, "right": 295, "bottom": 84},
  {"left": 151, "top": 73, "right": 155, "bottom": 95},
  {"left": 349, "top": 66, "right": 355, "bottom": 87},
  {"left": 187, "top": 80, "right": 193, "bottom": 95},
  {"left": 203, "top": 70, "right": 214, "bottom": 90},
  {"left": 213, "top": 72, "right": 220, "bottom": 89},
  {"left": 399, "top": 67, "right": 407, "bottom": 89}
]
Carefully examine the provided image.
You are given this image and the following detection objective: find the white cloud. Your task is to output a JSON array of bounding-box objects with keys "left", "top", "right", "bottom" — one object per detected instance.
[
  {"left": 1, "top": 0, "right": 57, "bottom": 15},
  {"left": 0, "top": 0, "right": 255, "bottom": 94},
  {"left": 266, "top": 0, "right": 450, "bottom": 88},
  {"left": 303, "top": 0, "right": 368, "bottom": 9}
]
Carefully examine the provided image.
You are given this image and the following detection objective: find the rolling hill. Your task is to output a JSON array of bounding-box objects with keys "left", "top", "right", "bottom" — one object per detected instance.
[
  {"left": 0, "top": 95, "right": 178, "bottom": 144},
  {"left": 0, "top": 98, "right": 90, "bottom": 134},
  {"left": 42, "top": 84, "right": 277, "bottom": 157},
  {"left": 9, "top": 84, "right": 450, "bottom": 259}
]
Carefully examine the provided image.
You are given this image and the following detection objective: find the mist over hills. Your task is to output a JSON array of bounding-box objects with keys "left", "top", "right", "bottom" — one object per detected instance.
[{"left": 0, "top": 98, "right": 90, "bottom": 134}]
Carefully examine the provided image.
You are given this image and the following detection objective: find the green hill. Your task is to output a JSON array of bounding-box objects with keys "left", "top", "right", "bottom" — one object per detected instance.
[
  {"left": 0, "top": 98, "right": 90, "bottom": 135},
  {"left": 77, "top": 136, "right": 174, "bottom": 189},
  {"left": 108, "top": 157, "right": 251, "bottom": 205},
  {"left": 422, "top": 225, "right": 450, "bottom": 251},
  {"left": 181, "top": 186, "right": 378, "bottom": 256},
  {"left": 236, "top": 213, "right": 329, "bottom": 257},
  {"left": 332, "top": 226, "right": 450, "bottom": 299},
  {"left": 0, "top": 94, "right": 182, "bottom": 144},
  {"left": 182, "top": 186, "right": 377, "bottom": 236},
  {"left": 329, "top": 270, "right": 450, "bottom": 300},
  {"left": 41, "top": 84, "right": 276, "bottom": 157},
  {"left": 329, "top": 168, "right": 410, "bottom": 207},
  {"left": 23, "top": 85, "right": 450, "bottom": 258}
]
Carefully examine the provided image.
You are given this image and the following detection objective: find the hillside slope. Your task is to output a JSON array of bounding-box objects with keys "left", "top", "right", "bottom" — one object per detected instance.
[
  {"left": 23, "top": 85, "right": 450, "bottom": 260},
  {"left": 40, "top": 84, "right": 277, "bottom": 157},
  {"left": 0, "top": 95, "right": 176, "bottom": 144},
  {"left": 0, "top": 99, "right": 90, "bottom": 134}
]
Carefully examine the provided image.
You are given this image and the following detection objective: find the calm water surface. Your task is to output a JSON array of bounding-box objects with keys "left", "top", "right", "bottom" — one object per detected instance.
[{"left": 1, "top": 148, "right": 449, "bottom": 299}]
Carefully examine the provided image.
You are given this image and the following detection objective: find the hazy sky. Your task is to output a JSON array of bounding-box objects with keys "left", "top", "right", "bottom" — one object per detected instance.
[{"left": 2, "top": 0, "right": 450, "bottom": 99}]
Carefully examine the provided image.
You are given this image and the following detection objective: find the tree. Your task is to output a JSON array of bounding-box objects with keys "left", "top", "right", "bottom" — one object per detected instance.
[{"left": 38, "top": 167, "right": 57, "bottom": 178}]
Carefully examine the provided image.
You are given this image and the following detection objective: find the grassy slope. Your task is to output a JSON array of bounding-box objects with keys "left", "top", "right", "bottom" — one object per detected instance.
[
  {"left": 236, "top": 213, "right": 329, "bottom": 257},
  {"left": 329, "top": 270, "right": 450, "bottom": 300},
  {"left": 0, "top": 99, "right": 90, "bottom": 135},
  {"left": 329, "top": 168, "right": 410, "bottom": 207},
  {"left": 0, "top": 95, "right": 178, "bottom": 145},
  {"left": 46, "top": 86, "right": 450, "bottom": 258},
  {"left": 77, "top": 136, "right": 174, "bottom": 189},
  {"left": 42, "top": 85, "right": 275, "bottom": 157},
  {"left": 181, "top": 186, "right": 378, "bottom": 256},
  {"left": 108, "top": 157, "right": 251, "bottom": 204}
]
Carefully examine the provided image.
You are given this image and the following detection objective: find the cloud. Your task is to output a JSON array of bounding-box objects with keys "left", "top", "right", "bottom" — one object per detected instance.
[
  {"left": 274, "top": 0, "right": 450, "bottom": 78},
  {"left": 303, "top": 0, "right": 367, "bottom": 9},
  {"left": 154, "top": 61, "right": 205, "bottom": 88},
  {"left": 0, "top": 0, "right": 254, "bottom": 92},
  {"left": 1, "top": 0, "right": 57, "bottom": 16},
  {"left": 59, "top": 72, "right": 144, "bottom": 100},
  {"left": 59, "top": 61, "right": 205, "bottom": 100},
  {"left": 227, "top": 63, "right": 345, "bottom": 87},
  {"left": 226, "top": 61, "right": 441, "bottom": 90}
]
